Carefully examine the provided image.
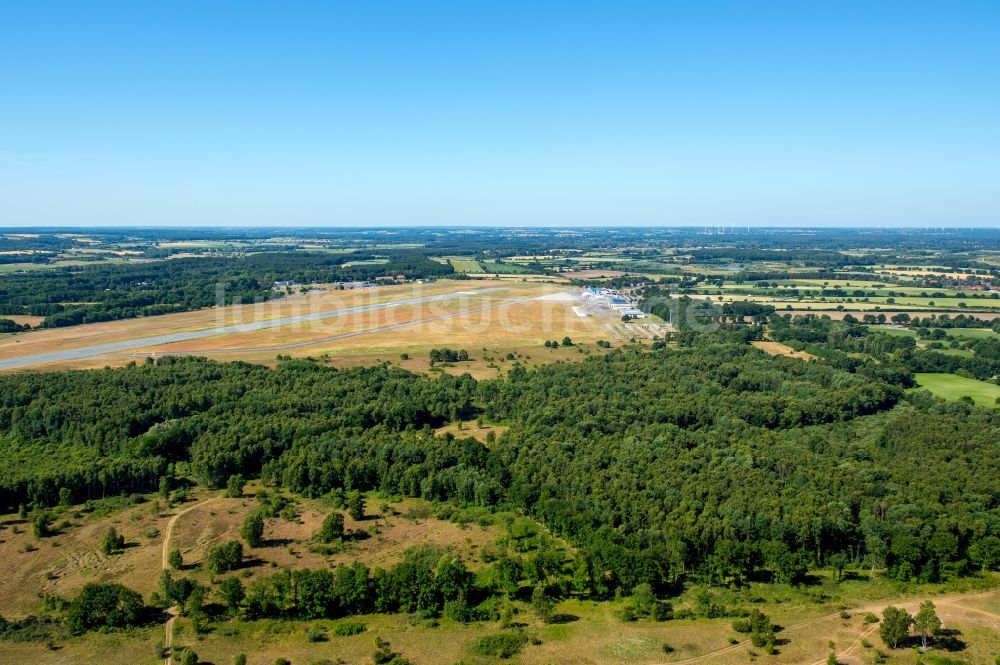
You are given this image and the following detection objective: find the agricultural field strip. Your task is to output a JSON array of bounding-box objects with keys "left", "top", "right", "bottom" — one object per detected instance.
[
  {"left": 107, "top": 292, "right": 542, "bottom": 357},
  {"left": 0, "top": 286, "right": 506, "bottom": 370}
]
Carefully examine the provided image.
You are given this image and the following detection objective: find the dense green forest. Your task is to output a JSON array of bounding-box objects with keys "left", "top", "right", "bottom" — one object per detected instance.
[
  {"left": 0, "top": 251, "right": 452, "bottom": 327},
  {"left": 770, "top": 314, "right": 1000, "bottom": 383},
  {"left": 2, "top": 335, "right": 999, "bottom": 601}
]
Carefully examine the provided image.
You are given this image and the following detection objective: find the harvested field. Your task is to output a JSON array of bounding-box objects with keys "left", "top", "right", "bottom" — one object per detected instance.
[
  {"left": 753, "top": 340, "right": 816, "bottom": 361},
  {"left": 562, "top": 269, "right": 629, "bottom": 279},
  {"left": 0, "top": 314, "right": 44, "bottom": 326}
]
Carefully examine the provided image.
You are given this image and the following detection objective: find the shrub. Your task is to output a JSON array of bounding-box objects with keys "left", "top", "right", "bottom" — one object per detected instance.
[
  {"left": 66, "top": 582, "right": 144, "bottom": 634},
  {"left": 206, "top": 540, "right": 243, "bottom": 574},
  {"left": 616, "top": 605, "right": 637, "bottom": 622},
  {"left": 333, "top": 621, "right": 366, "bottom": 636},
  {"left": 471, "top": 633, "right": 528, "bottom": 658},
  {"left": 100, "top": 527, "right": 125, "bottom": 555},
  {"left": 225, "top": 474, "right": 245, "bottom": 498},
  {"left": 241, "top": 512, "right": 264, "bottom": 547},
  {"left": 732, "top": 618, "right": 752, "bottom": 633},
  {"left": 32, "top": 513, "right": 51, "bottom": 538},
  {"left": 317, "top": 511, "right": 345, "bottom": 543}
]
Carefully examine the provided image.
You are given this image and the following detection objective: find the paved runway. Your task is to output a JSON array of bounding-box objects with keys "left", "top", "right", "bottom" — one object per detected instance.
[{"left": 0, "top": 286, "right": 504, "bottom": 370}]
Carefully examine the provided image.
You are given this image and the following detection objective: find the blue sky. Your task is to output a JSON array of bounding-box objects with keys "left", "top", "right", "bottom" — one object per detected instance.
[{"left": 1, "top": 1, "right": 998, "bottom": 227}]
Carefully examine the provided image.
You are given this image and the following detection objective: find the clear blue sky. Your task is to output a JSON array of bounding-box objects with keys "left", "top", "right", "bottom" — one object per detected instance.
[{"left": 1, "top": 1, "right": 998, "bottom": 227}]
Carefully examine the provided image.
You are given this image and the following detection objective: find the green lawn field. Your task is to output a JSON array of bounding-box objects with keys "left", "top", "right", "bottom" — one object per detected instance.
[
  {"left": 481, "top": 260, "right": 532, "bottom": 274},
  {"left": 914, "top": 372, "right": 1000, "bottom": 407},
  {"left": 448, "top": 257, "right": 485, "bottom": 273}
]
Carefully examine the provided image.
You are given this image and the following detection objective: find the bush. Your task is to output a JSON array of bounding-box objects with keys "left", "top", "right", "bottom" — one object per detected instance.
[
  {"left": 333, "top": 621, "right": 366, "bottom": 636},
  {"left": 206, "top": 540, "right": 243, "bottom": 574},
  {"left": 317, "top": 511, "right": 345, "bottom": 543},
  {"left": 652, "top": 601, "right": 673, "bottom": 621},
  {"left": 306, "top": 626, "right": 326, "bottom": 642},
  {"left": 225, "top": 474, "right": 245, "bottom": 498},
  {"left": 66, "top": 583, "right": 144, "bottom": 634},
  {"left": 100, "top": 527, "right": 125, "bottom": 555},
  {"left": 732, "top": 618, "right": 752, "bottom": 633},
  {"left": 241, "top": 512, "right": 264, "bottom": 547},
  {"left": 32, "top": 513, "right": 51, "bottom": 538},
  {"left": 616, "top": 605, "right": 637, "bottom": 622},
  {"left": 471, "top": 633, "right": 528, "bottom": 658}
]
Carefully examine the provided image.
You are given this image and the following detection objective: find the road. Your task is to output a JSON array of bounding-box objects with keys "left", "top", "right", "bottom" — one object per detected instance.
[
  {"left": 161, "top": 498, "right": 217, "bottom": 665},
  {"left": 0, "top": 286, "right": 504, "bottom": 370}
]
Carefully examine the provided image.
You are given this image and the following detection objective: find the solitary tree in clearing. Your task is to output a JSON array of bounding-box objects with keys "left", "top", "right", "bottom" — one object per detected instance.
[
  {"left": 347, "top": 491, "right": 366, "bottom": 521},
  {"left": 225, "top": 474, "right": 245, "bottom": 498},
  {"left": 914, "top": 600, "right": 941, "bottom": 652},
  {"left": 241, "top": 512, "right": 264, "bottom": 548},
  {"left": 101, "top": 527, "right": 125, "bottom": 555},
  {"left": 880, "top": 606, "right": 913, "bottom": 649},
  {"left": 531, "top": 585, "right": 553, "bottom": 624},
  {"left": 317, "top": 511, "right": 345, "bottom": 543}
]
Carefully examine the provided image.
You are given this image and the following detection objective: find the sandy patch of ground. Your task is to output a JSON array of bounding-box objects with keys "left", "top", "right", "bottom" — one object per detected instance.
[
  {"left": 753, "top": 340, "right": 816, "bottom": 361},
  {"left": 0, "top": 499, "right": 173, "bottom": 617},
  {"left": 0, "top": 314, "right": 45, "bottom": 326},
  {"left": 434, "top": 420, "right": 509, "bottom": 444}
]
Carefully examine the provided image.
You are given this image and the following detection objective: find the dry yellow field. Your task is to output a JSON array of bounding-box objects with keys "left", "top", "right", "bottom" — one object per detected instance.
[
  {"left": 434, "top": 420, "right": 509, "bottom": 443},
  {"left": 0, "top": 314, "right": 45, "bottom": 326},
  {"left": 0, "top": 499, "right": 171, "bottom": 615},
  {"left": 6, "top": 588, "right": 998, "bottom": 665},
  {"left": 0, "top": 281, "right": 483, "bottom": 359},
  {"left": 883, "top": 269, "right": 975, "bottom": 280},
  {"left": 753, "top": 340, "right": 816, "bottom": 361},
  {"left": 1, "top": 280, "right": 622, "bottom": 374}
]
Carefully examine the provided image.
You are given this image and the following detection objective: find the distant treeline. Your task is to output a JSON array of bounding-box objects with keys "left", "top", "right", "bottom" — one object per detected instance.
[
  {"left": 686, "top": 248, "right": 870, "bottom": 266},
  {"left": 736, "top": 270, "right": 886, "bottom": 282}
]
